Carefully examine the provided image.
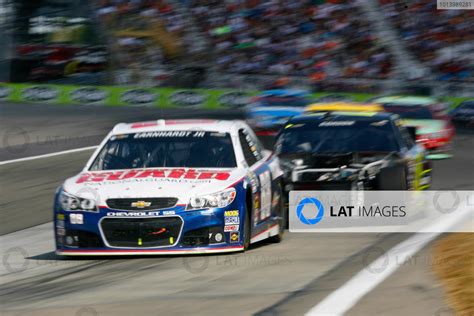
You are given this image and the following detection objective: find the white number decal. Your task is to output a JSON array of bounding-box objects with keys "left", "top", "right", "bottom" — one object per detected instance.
[
  {"left": 259, "top": 171, "right": 272, "bottom": 220},
  {"left": 70, "top": 213, "right": 83, "bottom": 225}
]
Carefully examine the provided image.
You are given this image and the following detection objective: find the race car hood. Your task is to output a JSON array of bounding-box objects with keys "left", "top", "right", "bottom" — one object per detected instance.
[
  {"left": 62, "top": 168, "right": 246, "bottom": 205},
  {"left": 401, "top": 119, "right": 446, "bottom": 135}
]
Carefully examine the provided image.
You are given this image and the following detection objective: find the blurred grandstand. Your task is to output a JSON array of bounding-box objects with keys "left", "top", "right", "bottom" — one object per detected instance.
[{"left": 1, "top": 0, "right": 473, "bottom": 95}]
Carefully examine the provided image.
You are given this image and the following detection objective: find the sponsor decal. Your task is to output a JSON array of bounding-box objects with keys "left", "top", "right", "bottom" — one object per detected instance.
[
  {"left": 57, "top": 214, "right": 65, "bottom": 221},
  {"left": 253, "top": 194, "right": 260, "bottom": 212},
  {"left": 56, "top": 220, "right": 65, "bottom": 228},
  {"left": 230, "top": 232, "right": 240, "bottom": 243},
  {"left": 70, "top": 87, "right": 108, "bottom": 103},
  {"left": 69, "top": 213, "right": 84, "bottom": 225},
  {"left": 162, "top": 210, "right": 176, "bottom": 215},
  {"left": 134, "top": 131, "right": 206, "bottom": 138},
  {"left": 22, "top": 86, "right": 59, "bottom": 102},
  {"left": 76, "top": 169, "right": 231, "bottom": 183},
  {"left": 217, "top": 91, "right": 249, "bottom": 108},
  {"left": 121, "top": 89, "right": 158, "bottom": 105},
  {"left": 225, "top": 216, "right": 240, "bottom": 225},
  {"left": 131, "top": 201, "right": 151, "bottom": 208},
  {"left": 106, "top": 211, "right": 162, "bottom": 217},
  {"left": 169, "top": 91, "right": 206, "bottom": 107},
  {"left": 319, "top": 121, "right": 355, "bottom": 127},
  {"left": 224, "top": 210, "right": 239, "bottom": 217},
  {"left": 57, "top": 228, "right": 66, "bottom": 236},
  {"left": 224, "top": 225, "right": 239, "bottom": 232},
  {"left": 0, "top": 86, "right": 11, "bottom": 99}
]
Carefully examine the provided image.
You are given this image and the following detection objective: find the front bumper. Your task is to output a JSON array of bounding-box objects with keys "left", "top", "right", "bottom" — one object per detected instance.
[
  {"left": 57, "top": 246, "right": 244, "bottom": 256},
  {"left": 55, "top": 204, "right": 245, "bottom": 256}
]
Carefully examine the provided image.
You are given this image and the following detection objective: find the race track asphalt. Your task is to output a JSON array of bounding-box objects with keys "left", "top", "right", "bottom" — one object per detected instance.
[{"left": 0, "top": 102, "right": 472, "bottom": 316}]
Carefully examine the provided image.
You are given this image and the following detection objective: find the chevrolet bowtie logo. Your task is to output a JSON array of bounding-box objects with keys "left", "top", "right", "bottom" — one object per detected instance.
[{"left": 131, "top": 201, "right": 151, "bottom": 208}]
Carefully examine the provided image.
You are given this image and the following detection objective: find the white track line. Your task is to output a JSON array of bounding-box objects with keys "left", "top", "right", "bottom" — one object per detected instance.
[
  {"left": 306, "top": 204, "right": 472, "bottom": 316},
  {"left": 0, "top": 146, "right": 98, "bottom": 166}
]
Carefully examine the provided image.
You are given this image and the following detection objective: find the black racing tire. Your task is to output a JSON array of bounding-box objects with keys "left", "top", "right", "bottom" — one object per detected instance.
[
  {"left": 269, "top": 182, "right": 285, "bottom": 243},
  {"left": 376, "top": 164, "right": 407, "bottom": 190},
  {"left": 243, "top": 201, "right": 251, "bottom": 250}
]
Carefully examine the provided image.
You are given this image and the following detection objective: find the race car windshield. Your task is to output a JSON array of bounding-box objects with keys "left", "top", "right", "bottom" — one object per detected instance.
[
  {"left": 459, "top": 101, "right": 474, "bottom": 110},
  {"left": 382, "top": 104, "right": 434, "bottom": 120},
  {"left": 258, "top": 96, "right": 309, "bottom": 107},
  {"left": 90, "top": 131, "right": 237, "bottom": 170},
  {"left": 276, "top": 120, "right": 400, "bottom": 155}
]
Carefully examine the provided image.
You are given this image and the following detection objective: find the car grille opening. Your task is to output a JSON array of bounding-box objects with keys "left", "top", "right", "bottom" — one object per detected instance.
[
  {"left": 106, "top": 197, "right": 178, "bottom": 211},
  {"left": 101, "top": 217, "right": 182, "bottom": 248}
]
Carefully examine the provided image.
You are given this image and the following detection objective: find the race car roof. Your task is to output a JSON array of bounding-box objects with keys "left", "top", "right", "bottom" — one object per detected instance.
[
  {"left": 372, "top": 96, "right": 438, "bottom": 106},
  {"left": 288, "top": 111, "right": 395, "bottom": 124},
  {"left": 260, "top": 89, "right": 309, "bottom": 97},
  {"left": 305, "top": 102, "right": 383, "bottom": 113},
  {"left": 111, "top": 119, "right": 244, "bottom": 135}
]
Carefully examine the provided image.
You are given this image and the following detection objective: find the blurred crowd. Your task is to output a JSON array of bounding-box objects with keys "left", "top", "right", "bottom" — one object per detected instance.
[
  {"left": 380, "top": 0, "right": 474, "bottom": 81},
  {"left": 96, "top": 0, "right": 188, "bottom": 84},
  {"left": 190, "top": 0, "right": 393, "bottom": 80},
  {"left": 17, "top": 0, "right": 473, "bottom": 86},
  {"left": 97, "top": 0, "right": 186, "bottom": 33}
]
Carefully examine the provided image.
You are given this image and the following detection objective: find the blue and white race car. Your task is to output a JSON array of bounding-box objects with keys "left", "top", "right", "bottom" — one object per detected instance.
[
  {"left": 246, "top": 89, "right": 312, "bottom": 136},
  {"left": 54, "top": 119, "right": 285, "bottom": 255}
]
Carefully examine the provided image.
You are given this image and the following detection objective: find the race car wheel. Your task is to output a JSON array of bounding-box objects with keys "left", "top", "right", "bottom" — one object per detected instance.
[
  {"left": 243, "top": 201, "right": 251, "bottom": 250},
  {"left": 269, "top": 182, "right": 285, "bottom": 243},
  {"left": 376, "top": 165, "right": 407, "bottom": 190}
]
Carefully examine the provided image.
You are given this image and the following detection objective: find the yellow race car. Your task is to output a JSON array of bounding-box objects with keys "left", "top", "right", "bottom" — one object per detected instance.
[{"left": 304, "top": 102, "right": 384, "bottom": 113}]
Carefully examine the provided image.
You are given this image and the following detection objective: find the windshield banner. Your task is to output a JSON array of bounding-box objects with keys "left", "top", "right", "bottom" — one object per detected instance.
[{"left": 289, "top": 191, "right": 474, "bottom": 233}]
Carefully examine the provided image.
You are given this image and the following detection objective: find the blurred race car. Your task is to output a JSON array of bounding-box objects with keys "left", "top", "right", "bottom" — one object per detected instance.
[
  {"left": 372, "top": 96, "right": 455, "bottom": 158},
  {"left": 304, "top": 102, "right": 384, "bottom": 113},
  {"left": 314, "top": 94, "right": 355, "bottom": 103},
  {"left": 246, "top": 89, "right": 312, "bottom": 136},
  {"left": 450, "top": 100, "right": 474, "bottom": 127},
  {"left": 54, "top": 119, "right": 285, "bottom": 256},
  {"left": 275, "top": 111, "right": 432, "bottom": 193}
]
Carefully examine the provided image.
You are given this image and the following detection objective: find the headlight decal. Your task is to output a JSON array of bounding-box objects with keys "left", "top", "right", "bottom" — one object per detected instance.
[
  {"left": 59, "top": 191, "right": 98, "bottom": 212},
  {"left": 186, "top": 187, "right": 236, "bottom": 210}
]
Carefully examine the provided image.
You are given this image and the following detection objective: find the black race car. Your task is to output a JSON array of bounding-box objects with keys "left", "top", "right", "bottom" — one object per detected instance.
[
  {"left": 450, "top": 100, "right": 474, "bottom": 127},
  {"left": 274, "top": 111, "right": 432, "bottom": 193}
]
